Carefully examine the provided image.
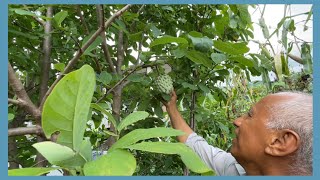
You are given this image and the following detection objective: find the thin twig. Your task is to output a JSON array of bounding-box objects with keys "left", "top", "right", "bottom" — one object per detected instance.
[{"left": 96, "top": 63, "right": 143, "bottom": 103}]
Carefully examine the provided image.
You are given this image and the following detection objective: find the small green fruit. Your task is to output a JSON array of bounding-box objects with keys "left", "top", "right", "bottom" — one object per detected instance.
[{"left": 154, "top": 74, "right": 173, "bottom": 95}]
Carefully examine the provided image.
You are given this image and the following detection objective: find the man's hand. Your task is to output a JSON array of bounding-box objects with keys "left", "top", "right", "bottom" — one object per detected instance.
[
  {"left": 162, "top": 90, "right": 177, "bottom": 110},
  {"left": 160, "top": 89, "right": 193, "bottom": 143}
]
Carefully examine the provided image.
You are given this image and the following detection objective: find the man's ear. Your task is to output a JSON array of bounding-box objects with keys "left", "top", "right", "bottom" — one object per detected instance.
[{"left": 265, "top": 129, "right": 300, "bottom": 157}]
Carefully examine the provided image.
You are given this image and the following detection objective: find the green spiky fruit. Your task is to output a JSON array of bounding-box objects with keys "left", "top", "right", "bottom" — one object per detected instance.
[{"left": 154, "top": 74, "right": 173, "bottom": 95}]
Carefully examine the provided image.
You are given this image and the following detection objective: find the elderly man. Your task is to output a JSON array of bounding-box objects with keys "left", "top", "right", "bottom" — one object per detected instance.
[{"left": 163, "top": 91, "right": 313, "bottom": 176}]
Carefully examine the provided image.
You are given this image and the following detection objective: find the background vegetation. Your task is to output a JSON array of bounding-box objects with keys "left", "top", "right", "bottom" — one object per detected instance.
[{"left": 8, "top": 4, "right": 312, "bottom": 175}]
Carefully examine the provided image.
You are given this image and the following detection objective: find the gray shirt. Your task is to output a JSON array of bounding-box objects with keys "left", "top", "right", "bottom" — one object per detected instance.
[{"left": 185, "top": 132, "right": 246, "bottom": 176}]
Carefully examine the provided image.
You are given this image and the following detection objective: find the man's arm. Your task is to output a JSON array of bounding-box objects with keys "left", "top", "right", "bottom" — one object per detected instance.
[
  {"left": 163, "top": 90, "right": 245, "bottom": 176},
  {"left": 163, "top": 91, "right": 193, "bottom": 143}
]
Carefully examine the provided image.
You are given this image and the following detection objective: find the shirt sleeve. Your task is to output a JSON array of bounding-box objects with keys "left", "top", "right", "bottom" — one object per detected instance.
[{"left": 185, "top": 132, "right": 246, "bottom": 176}]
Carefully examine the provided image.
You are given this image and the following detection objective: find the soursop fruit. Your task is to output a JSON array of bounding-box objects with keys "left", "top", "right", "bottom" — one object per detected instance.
[{"left": 154, "top": 74, "right": 173, "bottom": 95}]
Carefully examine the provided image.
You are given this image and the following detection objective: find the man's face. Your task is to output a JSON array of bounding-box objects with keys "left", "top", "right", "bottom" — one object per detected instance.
[{"left": 230, "top": 95, "right": 284, "bottom": 165}]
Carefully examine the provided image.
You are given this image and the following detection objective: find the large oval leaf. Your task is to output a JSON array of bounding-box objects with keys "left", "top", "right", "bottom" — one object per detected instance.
[
  {"left": 8, "top": 168, "right": 58, "bottom": 176},
  {"left": 32, "top": 141, "right": 75, "bottom": 165},
  {"left": 117, "top": 111, "right": 149, "bottom": 132},
  {"left": 150, "top": 36, "right": 188, "bottom": 47},
  {"left": 109, "top": 127, "right": 184, "bottom": 151},
  {"left": 33, "top": 140, "right": 92, "bottom": 168},
  {"left": 42, "top": 65, "right": 95, "bottom": 151},
  {"left": 210, "top": 53, "right": 227, "bottom": 64},
  {"left": 229, "top": 56, "right": 254, "bottom": 67},
  {"left": 213, "top": 41, "right": 249, "bottom": 55},
  {"left": 274, "top": 53, "right": 283, "bottom": 80},
  {"left": 83, "top": 149, "right": 136, "bottom": 176},
  {"left": 126, "top": 142, "right": 214, "bottom": 175},
  {"left": 185, "top": 50, "right": 213, "bottom": 68}
]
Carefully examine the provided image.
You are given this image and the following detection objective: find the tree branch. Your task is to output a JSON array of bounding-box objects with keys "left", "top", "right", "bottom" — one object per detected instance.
[
  {"left": 8, "top": 98, "right": 20, "bottom": 105},
  {"left": 104, "top": 4, "right": 133, "bottom": 28},
  {"left": 96, "top": 5, "right": 105, "bottom": 28},
  {"left": 8, "top": 63, "right": 41, "bottom": 120},
  {"left": 97, "top": 4, "right": 116, "bottom": 73},
  {"left": 96, "top": 63, "right": 144, "bottom": 103},
  {"left": 39, "top": 6, "right": 53, "bottom": 104},
  {"left": 8, "top": 125, "right": 43, "bottom": 137},
  {"left": 116, "top": 30, "right": 124, "bottom": 74}
]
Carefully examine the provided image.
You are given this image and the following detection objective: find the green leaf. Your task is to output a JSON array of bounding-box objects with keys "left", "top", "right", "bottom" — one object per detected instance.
[
  {"left": 8, "top": 167, "right": 58, "bottom": 176},
  {"left": 83, "top": 149, "right": 136, "bottom": 176},
  {"left": 150, "top": 24, "right": 162, "bottom": 38},
  {"left": 90, "top": 103, "right": 117, "bottom": 129},
  {"left": 127, "top": 73, "right": 144, "bottom": 82},
  {"left": 117, "top": 111, "right": 149, "bottom": 132},
  {"left": 32, "top": 141, "right": 76, "bottom": 165},
  {"left": 171, "top": 48, "right": 187, "bottom": 58},
  {"left": 213, "top": 41, "right": 249, "bottom": 55},
  {"left": 259, "top": 18, "right": 269, "bottom": 39},
  {"left": 126, "top": 142, "right": 214, "bottom": 175},
  {"left": 185, "top": 50, "right": 213, "bottom": 68},
  {"left": 8, "top": 113, "right": 15, "bottom": 122},
  {"left": 42, "top": 65, "right": 95, "bottom": 151},
  {"left": 79, "top": 139, "right": 92, "bottom": 162},
  {"left": 13, "top": 9, "right": 36, "bottom": 16},
  {"left": 281, "top": 53, "right": 290, "bottom": 76},
  {"left": 104, "top": 130, "right": 119, "bottom": 137},
  {"left": 110, "top": 127, "right": 184, "bottom": 151},
  {"left": 128, "top": 31, "right": 143, "bottom": 42},
  {"left": 150, "top": 36, "right": 188, "bottom": 47},
  {"left": 188, "top": 35, "right": 213, "bottom": 52},
  {"left": 82, "top": 34, "right": 102, "bottom": 55},
  {"left": 8, "top": 30, "right": 39, "bottom": 40},
  {"left": 53, "top": 63, "right": 65, "bottom": 72},
  {"left": 97, "top": 71, "right": 112, "bottom": 85},
  {"left": 301, "top": 43, "right": 312, "bottom": 73},
  {"left": 182, "top": 82, "right": 198, "bottom": 90},
  {"left": 198, "top": 84, "right": 210, "bottom": 94},
  {"left": 236, "top": 5, "right": 251, "bottom": 24},
  {"left": 229, "top": 56, "right": 254, "bottom": 67},
  {"left": 274, "top": 53, "right": 283, "bottom": 81},
  {"left": 53, "top": 11, "right": 68, "bottom": 27},
  {"left": 115, "top": 19, "right": 127, "bottom": 31},
  {"left": 188, "top": 31, "right": 203, "bottom": 38},
  {"left": 213, "top": 15, "right": 228, "bottom": 36},
  {"left": 210, "top": 53, "right": 227, "bottom": 64}
]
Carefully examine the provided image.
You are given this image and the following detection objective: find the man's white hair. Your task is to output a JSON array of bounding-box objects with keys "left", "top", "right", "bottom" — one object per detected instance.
[{"left": 266, "top": 92, "right": 313, "bottom": 175}]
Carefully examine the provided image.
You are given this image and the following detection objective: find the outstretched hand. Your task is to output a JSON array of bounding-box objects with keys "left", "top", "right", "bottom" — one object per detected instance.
[{"left": 161, "top": 90, "right": 177, "bottom": 109}]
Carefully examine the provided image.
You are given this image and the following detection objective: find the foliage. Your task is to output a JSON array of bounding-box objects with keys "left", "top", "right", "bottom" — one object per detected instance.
[
  {"left": 8, "top": 4, "right": 312, "bottom": 176},
  {"left": 9, "top": 64, "right": 214, "bottom": 176}
]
